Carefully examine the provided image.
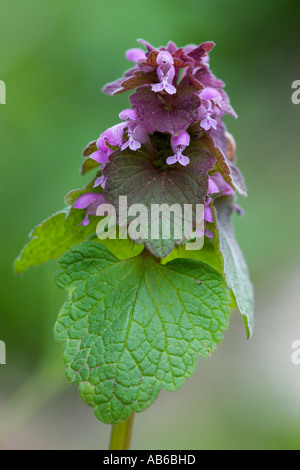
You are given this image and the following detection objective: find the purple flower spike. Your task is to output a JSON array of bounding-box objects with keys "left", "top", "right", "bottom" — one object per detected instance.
[
  {"left": 125, "top": 48, "right": 146, "bottom": 63},
  {"left": 151, "top": 51, "right": 176, "bottom": 95},
  {"left": 166, "top": 131, "right": 190, "bottom": 166}
]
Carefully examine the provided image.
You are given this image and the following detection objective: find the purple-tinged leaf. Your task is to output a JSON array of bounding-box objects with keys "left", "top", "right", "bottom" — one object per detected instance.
[
  {"left": 80, "top": 157, "right": 99, "bottom": 175},
  {"left": 102, "top": 67, "right": 138, "bottom": 95},
  {"left": 82, "top": 140, "right": 97, "bottom": 157},
  {"left": 201, "top": 133, "right": 247, "bottom": 196},
  {"left": 187, "top": 42, "right": 215, "bottom": 60},
  {"left": 118, "top": 70, "right": 158, "bottom": 94},
  {"left": 103, "top": 146, "right": 215, "bottom": 258},
  {"left": 130, "top": 85, "right": 200, "bottom": 136}
]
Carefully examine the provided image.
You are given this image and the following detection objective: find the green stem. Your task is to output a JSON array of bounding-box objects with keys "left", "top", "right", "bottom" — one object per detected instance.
[{"left": 109, "top": 413, "right": 135, "bottom": 450}]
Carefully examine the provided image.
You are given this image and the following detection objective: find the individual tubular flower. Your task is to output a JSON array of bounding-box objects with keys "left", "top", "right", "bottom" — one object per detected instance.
[
  {"left": 198, "top": 87, "right": 223, "bottom": 131},
  {"left": 166, "top": 131, "right": 190, "bottom": 166},
  {"left": 151, "top": 51, "right": 176, "bottom": 95},
  {"left": 119, "top": 108, "right": 149, "bottom": 151},
  {"left": 90, "top": 109, "right": 149, "bottom": 164},
  {"left": 90, "top": 123, "right": 126, "bottom": 164}
]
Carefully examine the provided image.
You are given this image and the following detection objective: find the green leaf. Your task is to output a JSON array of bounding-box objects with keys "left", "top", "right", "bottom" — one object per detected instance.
[
  {"left": 64, "top": 178, "right": 100, "bottom": 206},
  {"left": 163, "top": 237, "right": 223, "bottom": 274},
  {"left": 14, "top": 209, "right": 98, "bottom": 274},
  {"left": 214, "top": 197, "right": 254, "bottom": 336},
  {"left": 103, "top": 147, "right": 215, "bottom": 259},
  {"left": 81, "top": 157, "right": 100, "bottom": 175},
  {"left": 82, "top": 141, "right": 97, "bottom": 157},
  {"left": 54, "top": 241, "right": 231, "bottom": 424}
]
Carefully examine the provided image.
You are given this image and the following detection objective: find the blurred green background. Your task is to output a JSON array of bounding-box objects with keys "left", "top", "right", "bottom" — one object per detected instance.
[{"left": 1, "top": 0, "right": 300, "bottom": 450}]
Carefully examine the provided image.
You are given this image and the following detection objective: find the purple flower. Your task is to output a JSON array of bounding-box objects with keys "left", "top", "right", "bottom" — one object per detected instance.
[
  {"left": 73, "top": 192, "right": 106, "bottom": 226},
  {"left": 198, "top": 87, "right": 223, "bottom": 131},
  {"left": 200, "top": 114, "right": 218, "bottom": 131},
  {"left": 97, "top": 123, "right": 126, "bottom": 153},
  {"left": 151, "top": 51, "right": 176, "bottom": 95},
  {"left": 166, "top": 131, "right": 190, "bottom": 166},
  {"left": 119, "top": 108, "right": 149, "bottom": 151},
  {"left": 90, "top": 123, "right": 126, "bottom": 164},
  {"left": 93, "top": 175, "right": 107, "bottom": 189}
]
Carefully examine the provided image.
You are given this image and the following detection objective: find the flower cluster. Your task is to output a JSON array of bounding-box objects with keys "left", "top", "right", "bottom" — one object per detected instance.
[{"left": 73, "top": 39, "right": 246, "bottom": 242}]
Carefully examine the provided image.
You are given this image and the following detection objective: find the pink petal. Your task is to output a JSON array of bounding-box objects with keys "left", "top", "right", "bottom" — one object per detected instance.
[
  {"left": 120, "top": 140, "right": 130, "bottom": 151},
  {"left": 204, "top": 206, "right": 214, "bottom": 223},
  {"left": 166, "top": 155, "right": 178, "bottom": 165},
  {"left": 208, "top": 177, "right": 219, "bottom": 194},
  {"left": 90, "top": 150, "right": 109, "bottom": 164},
  {"left": 156, "top": 51, "right": 174, "bottom": 68},
  {"left": 119, "top": 108, "right": 137, "bottom": 121},
  {"left": 200, "top": 87, "right": 222, "bottom": 103},
  {"left": 151, "top": 82, "right": 164, "bottom": 93},
  {"left": 125, "top": 48, "right": 146, "bottom": 63},
  {"left": 178, "top": 154, "right": 190, "bottom": 166},
  {"left": 171, "top": 131, "right": 190, "bottom": 150},
  {"left": 164, "top": 82, "right": 177, "bottom": 95},
  {"left": 129, "top": 139, "right": 141, "bottom": 151},
  {"left": 73, "top": 193, "right": 103, "bottom": 209},
  {"left": 204, "top": 228, "right": 214, "bottom": 238}
]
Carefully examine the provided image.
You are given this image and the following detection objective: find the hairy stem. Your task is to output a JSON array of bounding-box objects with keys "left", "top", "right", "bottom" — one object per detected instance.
[{"left": 109, "top": 413, "right": 135, "bottom": 450}]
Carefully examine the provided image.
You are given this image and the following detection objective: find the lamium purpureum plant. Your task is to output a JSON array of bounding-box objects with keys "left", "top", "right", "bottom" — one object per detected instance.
[{"left": 15, "top": 39, "right": 254, "bottom": 450}]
